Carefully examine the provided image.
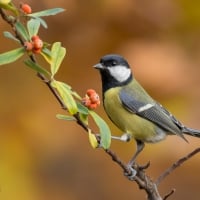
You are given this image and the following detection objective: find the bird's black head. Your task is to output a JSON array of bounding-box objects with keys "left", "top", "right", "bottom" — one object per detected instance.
[{"left": 94, "top": 54, "right": 133, "bottom": 92}]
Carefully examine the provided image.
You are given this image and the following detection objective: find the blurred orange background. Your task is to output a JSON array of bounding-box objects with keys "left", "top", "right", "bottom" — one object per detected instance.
[{"left": 1, "top": 0, "right": 200, "bottom": 199}]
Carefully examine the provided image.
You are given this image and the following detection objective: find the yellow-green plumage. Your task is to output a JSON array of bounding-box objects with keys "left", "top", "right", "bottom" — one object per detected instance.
[
  {"left": 104, "top": 80, "right": 166, "bottom": 143},
  {"left": 95, "top": 54, "right": 200, "bottom": 167}
]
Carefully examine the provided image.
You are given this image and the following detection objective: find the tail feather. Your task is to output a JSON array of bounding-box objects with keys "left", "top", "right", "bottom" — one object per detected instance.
[{"left": 182, "top": 127, "right": 200, "bottom": 138}]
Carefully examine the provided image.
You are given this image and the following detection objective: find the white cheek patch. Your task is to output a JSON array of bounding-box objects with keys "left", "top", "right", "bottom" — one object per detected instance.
[{"left": 108, "top": 65, "right": 131, "bottom": 83}]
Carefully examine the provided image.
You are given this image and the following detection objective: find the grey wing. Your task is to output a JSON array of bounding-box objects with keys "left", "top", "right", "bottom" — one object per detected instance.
[{"left": 119, "top": 89, "right": 187, "bottom": 140}]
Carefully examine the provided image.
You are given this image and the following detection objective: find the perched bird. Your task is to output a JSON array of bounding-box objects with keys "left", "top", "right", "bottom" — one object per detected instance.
[{"left": 94, "top": 54, "right": 200, "bottom": 174}]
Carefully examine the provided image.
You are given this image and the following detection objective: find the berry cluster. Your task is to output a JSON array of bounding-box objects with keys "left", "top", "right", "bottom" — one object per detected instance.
[
  {"left": 20, "top": 3, "right": 32, "bottom": 14},
  {"left": 24, "top": 35, "right": 43, "bottom": 54},
  {"left": 82, "top": 89, "right": 100, "bottom": 110}
]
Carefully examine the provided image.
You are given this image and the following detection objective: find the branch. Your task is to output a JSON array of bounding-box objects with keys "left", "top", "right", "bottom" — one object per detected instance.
[
  {"left": 0, "top": 8, "right": 164, "bottom": 200},
  {"left": 0, "top": 8, "right": 24, "bottom": 45},
  {"left": 156, "top": 147, "right": 200, "bottom": 185},
  {"left": 1, "top": 5, "right": 199, "bottom": 200},
  {"left": 37, "top": 72, "right": 67, "bottom": 109},
  {"left": 163, "top": 189, "right": 175, "bottom": 200},
  {"left": 0, "top": 8, "right": 69, "bottom": 110},
  {"left": 104, "top": 150, "right": 162, "bottom": 200}
]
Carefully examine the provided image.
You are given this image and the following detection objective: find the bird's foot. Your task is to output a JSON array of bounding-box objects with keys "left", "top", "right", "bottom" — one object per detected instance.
[
  {"left": 111, "top": 133, "right": 131, "bottom": 142},
  {"left": 124, "top": 161, "right": 150, "bottom": 181},
  {"left": 124, "top": 164, "right": 137, "bottom": 181}
]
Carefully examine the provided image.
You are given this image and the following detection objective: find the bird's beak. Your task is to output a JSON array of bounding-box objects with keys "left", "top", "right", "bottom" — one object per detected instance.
[{"left": 93, "top": 63, "right": 104, "bottom": 69}]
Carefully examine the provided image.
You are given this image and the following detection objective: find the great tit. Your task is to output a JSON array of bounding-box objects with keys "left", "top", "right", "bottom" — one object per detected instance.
[{"left": 94, "top": 54, "right": 200, "bottom": 169}]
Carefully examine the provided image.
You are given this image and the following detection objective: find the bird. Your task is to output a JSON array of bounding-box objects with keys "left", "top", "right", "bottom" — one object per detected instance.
[{"left": 94, "top": 54, "right": 200, "bottom": 175}]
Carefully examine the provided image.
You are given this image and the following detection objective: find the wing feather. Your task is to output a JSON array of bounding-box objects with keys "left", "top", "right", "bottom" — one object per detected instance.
[{"left": 119, "top": 89, "right": 186, "bottom": 140}]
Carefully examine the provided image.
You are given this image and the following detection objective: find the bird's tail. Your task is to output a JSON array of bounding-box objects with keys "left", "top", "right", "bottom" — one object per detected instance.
[{"left": 182, "top": 127, "right": 200, "bottom": 138}]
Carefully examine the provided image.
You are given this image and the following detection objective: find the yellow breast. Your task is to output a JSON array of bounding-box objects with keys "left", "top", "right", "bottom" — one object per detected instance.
[{"left": 103, "top": 87, "right": 164, "bottom": 142}]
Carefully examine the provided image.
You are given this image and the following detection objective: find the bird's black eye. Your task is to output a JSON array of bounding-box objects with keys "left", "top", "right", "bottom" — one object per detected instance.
[{"left": 111, "top": 60, "right": 117, "bottom": 66}]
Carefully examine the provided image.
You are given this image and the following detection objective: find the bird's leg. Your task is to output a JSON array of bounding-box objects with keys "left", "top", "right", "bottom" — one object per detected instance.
[
  {"left": 128, "top": 140, "right": 145, "bottom": 166},
  {"left": 111, "top": 133, "right": 132, "bottom": 142},
  {"left": 110, "top": 134, "right": 145, "bottom": 180},
  {"left": 125, "top": 140, "right": 145, "bottom": 180}
]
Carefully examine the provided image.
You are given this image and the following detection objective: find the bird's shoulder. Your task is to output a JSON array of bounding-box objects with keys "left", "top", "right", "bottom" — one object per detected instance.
[
  {"left": 119, "top": 81, "right": 186, "bottom": 137},
  {"left": 120, "top": 79, "right": 155, "bottom": 104}
]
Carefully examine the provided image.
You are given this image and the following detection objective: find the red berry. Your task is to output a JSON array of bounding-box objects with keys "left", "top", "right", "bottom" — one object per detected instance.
[
  {"left": 86, "top": 89, "right": 96, "bottom": 97},
  {"left": 82, "top": 97, "right": 91, "bottom": 107},
  {"left": 24, "top": 41, "right": 33, "bottom": 51},
  {"left": 21, "top": 3, "right": 32, "bottom": 14},
  {"left": 88, "top": 103, "right": 98, "bottom": 110},
  {"left": 90, "top": 93, "right": 100, "bottom": 104},
  {"left": 82, "top": 89, "right": 100, "bottom": 109},
  {"left": 31, "top": 35, "right": 40, "bottom": 42},
  {"left": 33, "top": 38, "right": 43, "bottom": 49},
  {"left": 96, "top": 100, "right": 100, "bottom": 106},
  {"left": 32, "top": 48, "right": 41, "bottom": 54}
]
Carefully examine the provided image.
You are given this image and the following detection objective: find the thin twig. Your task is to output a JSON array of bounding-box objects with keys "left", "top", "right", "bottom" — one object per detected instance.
[
  {"left": 163, "top": 189, "right": 176, "bottom": 200},
  {"left": 37, "top": 72, "right": 67, "bottom": 109},
  {"left": 0, "top": 8, "right": 24, "bottom": 45},
  {"left": 156, "top": 148, "right": 200, "bottom": 185},
  {"left": 0, "top": 8, "right": 68, "bottom": 111},
  {"left": 105, "top": 149, "right": 131, "bottom": 173},
  {"left": 0, "top": 8, "right": 15, "bottom": 25}
]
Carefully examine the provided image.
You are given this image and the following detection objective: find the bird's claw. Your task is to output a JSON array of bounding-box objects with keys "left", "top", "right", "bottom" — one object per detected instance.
[{"left": 124, "top": 165, "right": 137, "bottom": 181}]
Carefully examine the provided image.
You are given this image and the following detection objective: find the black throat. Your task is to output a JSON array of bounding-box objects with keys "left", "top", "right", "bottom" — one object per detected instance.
[{"left": 100, "top": 70, "right": 133, "bottom": 93}]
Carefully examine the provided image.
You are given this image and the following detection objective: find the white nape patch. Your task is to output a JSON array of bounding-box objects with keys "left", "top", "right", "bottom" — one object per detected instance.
[
  {"left": 108, "top": 65, "right": 131, "bottom": 82},
  {"left": 138, "top": 103, "right": 154, "bottom": 112}
]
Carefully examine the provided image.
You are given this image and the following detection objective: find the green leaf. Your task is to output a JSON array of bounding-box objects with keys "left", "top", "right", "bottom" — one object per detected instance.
[
  {"left": 27, "top": 18, "right": 40, "bottom": 38},
  {"left": 35, "top": 17, "right": 48, "bottom": 29},
  {"left": 41, "top": 47, "right": 52, "bottom": 64},
  {"left": 77, "top": 102, "right": 89, "bottom": 115},
  {"left": 89, "top": 111, "right": 111, "bottom": 149},
  {"left": 24, "top": 59, "right": 50, "bottom": 76},
  {"left": 50, "top": 42, "right": 66, "bottom": 77},
  {"left": 0, "top": 0, "right": 11, "bottom": 5},
  {"left": 15, "top": 21, "right": 29, "bottom": 41},
  {"left": 56, "top": 114, "right": 76, "bottom": 121},
  {"left": 3, "top": 31, "right": 20, "bottom": 42},
  {"left": 88, "top": 129, "right": 99, "bottom": 149},
  {"left": 71, "top": 91, "right": 82, "bottom": 100},
  {"left": 28, "top": 8, "right": 65, "bottom": 18},
  {"left": 51, "top": 80, "right": 78, "bottom": 115},
  {"left": 79, "top": 113, "right": 88, "bottom": 125},
  {"left": 0, "top": 2, "right": 18, "bottom": 15},
  {"left": 77, "top": 103, "right": 89, "bottom": 125},
  {"left": 76, "top": 103, "right": 89, "bottom": 125},
  {"left": 0, "top": 47, "right": 25, "bottom": 66}
]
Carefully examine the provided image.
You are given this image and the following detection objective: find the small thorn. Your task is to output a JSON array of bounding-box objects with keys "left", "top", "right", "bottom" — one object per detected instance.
[
  {"left": 138, "top": 161, "right": 150, "bottom": 170},
  {"left": 163, "top": 188, "right": 176, "bottom": 200}
]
